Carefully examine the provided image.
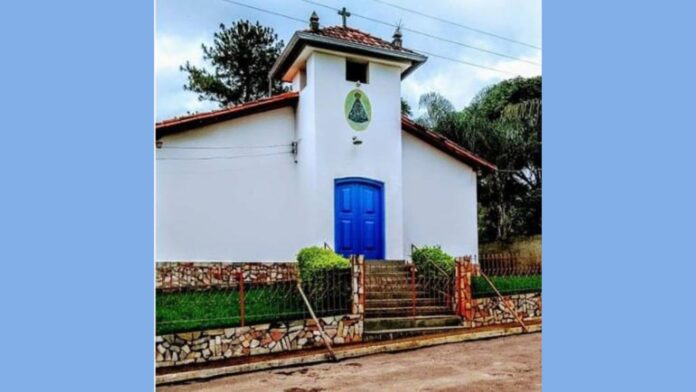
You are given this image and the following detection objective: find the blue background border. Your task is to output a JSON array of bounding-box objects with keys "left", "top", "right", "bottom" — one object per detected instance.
[
  {"left": 544, "top": 1, "right": 696, "bottom": 390},
  {"left": 1, "top": 0, "right": 154, "bottom": 390},
  {"left": 1, "top": 0, "right": 695, "bottom": 390}
]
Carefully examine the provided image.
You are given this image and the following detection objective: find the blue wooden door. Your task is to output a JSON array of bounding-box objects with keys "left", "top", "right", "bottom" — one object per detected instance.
[{"left": 335, "top": 178, "right": 385, "bottom": 259}]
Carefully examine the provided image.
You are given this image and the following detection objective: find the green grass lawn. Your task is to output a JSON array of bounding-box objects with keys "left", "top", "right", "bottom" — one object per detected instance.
[
  {"left": 156, "top": 280, "right": 352, "bottom": 335},
  {"left": 156, "top": 285, "right": 307, "bottom": 335},
  {"left": 471, "top": 275, "right": 542, "bottom": 298}
]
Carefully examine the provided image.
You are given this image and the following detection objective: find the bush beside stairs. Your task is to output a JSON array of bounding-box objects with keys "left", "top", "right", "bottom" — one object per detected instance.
[{"left": 363, "top": 260, "right": 464, "bottom": 341}]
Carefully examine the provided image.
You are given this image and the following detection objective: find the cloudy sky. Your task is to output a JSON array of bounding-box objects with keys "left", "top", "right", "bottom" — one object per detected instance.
[{"left": 156, "top": 0, "right": 541, "bottom": 121}]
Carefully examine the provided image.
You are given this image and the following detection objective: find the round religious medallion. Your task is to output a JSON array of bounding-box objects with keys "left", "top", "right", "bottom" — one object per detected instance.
[{"left": 344, "top": 89, "right": 372, "bottom": 131}]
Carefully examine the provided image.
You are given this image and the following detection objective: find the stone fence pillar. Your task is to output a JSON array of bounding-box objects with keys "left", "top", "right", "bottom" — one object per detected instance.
[
  {"left": 350, "top": 255, "right": 365, "bottom": 318},
  {"left": 456, "top": 257, "right": 476, "bottom": 327}
]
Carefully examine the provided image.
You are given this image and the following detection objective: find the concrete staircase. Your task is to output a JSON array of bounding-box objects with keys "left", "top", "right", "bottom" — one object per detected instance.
[{"left": 363, "top": 260, "right": 463, "bottom": 341}]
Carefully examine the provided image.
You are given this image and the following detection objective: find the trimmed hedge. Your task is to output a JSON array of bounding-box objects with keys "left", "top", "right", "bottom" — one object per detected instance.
[
  {"left": 471, "top": 275, "right": 542, "bottom": 298},
  {"left": 297, "top": 246, "right": 350, "bottom": 281},
  {"left": 412, "top": 245, "right": 455, "bottom": 278}
]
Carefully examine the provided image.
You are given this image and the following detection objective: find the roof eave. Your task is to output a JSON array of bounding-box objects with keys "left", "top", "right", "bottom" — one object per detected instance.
[
  {"left": 269, "top": 32, "right": 301, "bottom": 81},
  {"left": 400, "top": 58, "right": 427, "bottom": 80}
]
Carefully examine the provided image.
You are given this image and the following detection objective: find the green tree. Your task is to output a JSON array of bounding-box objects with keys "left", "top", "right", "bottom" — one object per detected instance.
[
  {"left": 416, "top": 92, "right": 456, "bottom": 129},
  {"left": 401, "top": 98, "right": 412, "bottom": 117},
  {"left": 418, "top": 76, "right": 542, "bottom": 242},
  {"left": 181, "top": 20, "right": 288, "bottom": 106}
]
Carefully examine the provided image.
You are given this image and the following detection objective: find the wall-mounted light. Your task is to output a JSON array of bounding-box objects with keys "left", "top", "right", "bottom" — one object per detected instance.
[
  {"left": 352, "top": 136, "right": 363, "bottom": 145},
  {"left": 156, "top": 140, "right": 163, "bottom": 149}
]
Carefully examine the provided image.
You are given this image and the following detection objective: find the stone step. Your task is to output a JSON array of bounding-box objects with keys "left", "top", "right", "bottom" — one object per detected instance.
[
  {"left": 362, "top": 325, "right": 467, "bottom": 342},
  {"left": 365, "top": 260, "right": 407, "bottom": 265},
  {"left": 365, "top": 278, "right": 412, "bottom": 284},
  {"left": 366, "top": 285, "right": 425, "bottom": 291},
  {"left": 364, "top": 271, "right": 412, "bottom": 277},
  {"left": 366, "top": 290, "right": 429, "bottom": 300},
  {"left": 365, "top": 278, "right": 418, "bottom": 283},
  {"left": 366, "top": 262, "right": 409, "bottom": 267},
  {"left": 364, "top": 315, "right": 461, "bottom": 331},
  {"left": 365, "top": 261, "right": 409, "bottom": 271},
  {"left": 365, "top": 298, "right": 443, "bottom": 307},
  {"left": 365, "top": 306, "right": 452, "bottom": 317},
  {"left": 365, "top": 279, "right": 424, "bottom": 291},
  {"left": 365, "top": 271, "right": 411, "bottom": 276}
]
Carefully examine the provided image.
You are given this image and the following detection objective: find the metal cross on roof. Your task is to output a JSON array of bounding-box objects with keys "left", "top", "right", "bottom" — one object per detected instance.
[{"left": 338, "top": 7, "right": 351, "bottom": 27}]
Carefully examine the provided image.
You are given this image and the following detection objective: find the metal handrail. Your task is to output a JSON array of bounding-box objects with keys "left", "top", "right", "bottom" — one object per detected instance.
[{"left": 296, "top": 280, "right": 337, "bottom": 361}]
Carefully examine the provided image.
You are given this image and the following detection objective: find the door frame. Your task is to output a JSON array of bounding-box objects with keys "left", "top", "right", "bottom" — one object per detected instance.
[{"left": 334, "top": 177, "right": 386, "bottom": 259}]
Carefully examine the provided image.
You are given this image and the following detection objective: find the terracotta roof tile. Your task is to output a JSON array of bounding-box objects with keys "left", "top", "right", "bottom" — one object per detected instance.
[
  {"left": 271, "top": 25, "right": 426, "bottom": 81},
  {"left": 401, "top": 116, "right": 497, "bottom": 172},
  {"left": 156, "top": 92, "right": 299, "bottom": 138},
  {"left": 304, "top": 26, "right": 417, "bottom": 55}
]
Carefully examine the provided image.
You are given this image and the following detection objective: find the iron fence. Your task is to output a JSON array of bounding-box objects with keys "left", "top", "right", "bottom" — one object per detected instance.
[
  {"left": 473, "top": 252, "right": 542, "bottom": 297},
  {"left": 156, "top": 269, "right": 351, "bottom": 335},
  {"left": 365, "top": 261, "right": 455, "bottom": 317},
  {"left": 414, "top": 268, "right": 456, "bottom": 315},
  {"left": 412, "top": 257, "right": 456, "bottom": 315},
  {"left": 407, "top": 245, "right": 461, "bottom": 315},
  {"left": 478, "top": 252, "right": 542, "bottom": 276}
]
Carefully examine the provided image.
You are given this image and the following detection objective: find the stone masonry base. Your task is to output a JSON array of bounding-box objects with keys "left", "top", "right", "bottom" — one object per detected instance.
[
  {"left": 156, "top": 314, "right": 362, "bottom": 368},
  {"left": 471, "top": 292, "right": 541, "bottom": 327}
]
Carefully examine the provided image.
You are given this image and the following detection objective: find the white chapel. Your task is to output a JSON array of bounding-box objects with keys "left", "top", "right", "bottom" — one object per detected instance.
[{"left": 156, "top": 14, "right": 496, "bottom": 262}]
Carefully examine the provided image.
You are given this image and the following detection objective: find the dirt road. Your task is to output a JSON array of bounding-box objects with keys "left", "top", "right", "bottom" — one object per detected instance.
[{"left": 158, "top": 333, "right": 541, "bottom": 392}]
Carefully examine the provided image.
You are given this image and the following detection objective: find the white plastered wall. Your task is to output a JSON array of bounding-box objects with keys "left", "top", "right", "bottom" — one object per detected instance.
[
  {"left": 307, "top": 51, "right": 405, "bottom": 259},
  {"left": 156, "top": 107, "right": 309, "bottom": 261},
  {"left": 402, "top": 131, "right": 479, "bottom": 260}
]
